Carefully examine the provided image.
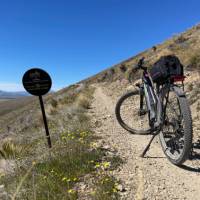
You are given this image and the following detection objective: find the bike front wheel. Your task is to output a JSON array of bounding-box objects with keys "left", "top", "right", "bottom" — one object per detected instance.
[
  {"left": 115, "top": 90, "right": 152, "bottom": 134},
  {"left": 159, "top": 86, "right": 193, "bottom": 165}
]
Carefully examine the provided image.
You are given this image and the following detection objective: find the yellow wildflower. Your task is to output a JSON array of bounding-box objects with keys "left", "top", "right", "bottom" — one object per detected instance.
[
  {"left": 61, "top": 136, "right": 67, "bottom": 140},
  {"left": 90, "top": 142, "right": 98, "bottom": 148},
  {"left": 62, "top": 177, "right": 67, "bottom": 181},
  {"left": 113, "top": 188, "right": 117, "bottom": 193},
  {"left": 67, "top": 189, "right": 75, "bottom": 194},
  {"left": 102, "top": 162, "right": 111, "bottom": 169},
  {"left": 95, "top": 163, "right": 100, "bottom": 168},
  {"left": 114, "top": 183, "right": 118, "bottom": 187}
]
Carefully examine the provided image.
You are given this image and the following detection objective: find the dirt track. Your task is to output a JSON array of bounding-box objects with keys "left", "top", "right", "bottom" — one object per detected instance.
[{"left": 91, "top": 84, "right": 200, "bottom": 200}]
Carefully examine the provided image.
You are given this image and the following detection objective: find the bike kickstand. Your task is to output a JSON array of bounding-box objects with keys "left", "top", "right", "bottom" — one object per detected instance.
[{"left": 140, "top": 131, "right": 159, "bottom": 158}]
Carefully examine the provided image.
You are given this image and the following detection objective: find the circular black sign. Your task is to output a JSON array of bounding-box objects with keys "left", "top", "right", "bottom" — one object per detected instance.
[{"left": 22, "top": 68, "right": 52, "bottom": 96}]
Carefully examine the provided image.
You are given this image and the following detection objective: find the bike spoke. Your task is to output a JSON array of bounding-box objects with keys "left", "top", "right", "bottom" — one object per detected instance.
[{"left": 161, "top": 90, "right": 186, "bottom": 159}]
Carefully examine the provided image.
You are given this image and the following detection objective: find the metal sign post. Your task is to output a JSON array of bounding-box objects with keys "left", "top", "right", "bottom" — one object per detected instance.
[
  {"left": 39, "top": 95, "right": 52, "bottom": 148},
  {"left": 22, "top": 68, "right": 52, "bottom": 148}
]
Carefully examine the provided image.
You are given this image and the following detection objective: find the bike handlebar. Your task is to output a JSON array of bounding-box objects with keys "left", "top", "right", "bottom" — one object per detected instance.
[{"left": 133, "top": 57, "right": 147, "bottom": 71}]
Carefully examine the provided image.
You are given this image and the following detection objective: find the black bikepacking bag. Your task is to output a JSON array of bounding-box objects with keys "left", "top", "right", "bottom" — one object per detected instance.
[{"left": 150, "top": 55, "right": 184, "bottom": 84}]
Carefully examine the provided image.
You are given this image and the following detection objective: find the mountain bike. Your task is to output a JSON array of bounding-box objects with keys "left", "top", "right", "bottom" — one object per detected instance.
[{"left": 115, "top": 57, "right": 193, "bottom": 165}]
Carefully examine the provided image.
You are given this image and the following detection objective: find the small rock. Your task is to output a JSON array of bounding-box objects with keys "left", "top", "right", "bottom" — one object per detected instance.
[
  {"left": 80, "top": 184, "right": 87, "bottom": 191},
  {"left": 102, "top": 145, "right": 111, "bottom": 150},
  {"left": 0, "top": 185, "right": 4, "bottom": 192},
  {"left": 106, "top": 151, "right": 115, "bottom": 156},
  {"left": 116, "top": 184, "right": 127, "bottom": 192},
  {"left": 94, "top": 121, "right": 101, "bottom": 127}
]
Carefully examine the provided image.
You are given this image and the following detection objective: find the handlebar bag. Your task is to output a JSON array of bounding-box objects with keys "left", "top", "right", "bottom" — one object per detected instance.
[{"left": 150, "top": 55, "right": 183, "bottom": 84}]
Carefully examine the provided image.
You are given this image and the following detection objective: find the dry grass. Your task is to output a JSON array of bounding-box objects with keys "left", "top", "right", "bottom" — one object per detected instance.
[{"left": 0, "top": 85, "right": 120, "bottom": 200}]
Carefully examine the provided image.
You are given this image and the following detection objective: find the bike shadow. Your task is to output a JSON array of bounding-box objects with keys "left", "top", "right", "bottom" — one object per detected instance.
[
  {"left": 145, "top": 156, "right": 166, "bottom": 159},
  {"left": 179, "top": 140, "right": 200, "bottom": 173}
]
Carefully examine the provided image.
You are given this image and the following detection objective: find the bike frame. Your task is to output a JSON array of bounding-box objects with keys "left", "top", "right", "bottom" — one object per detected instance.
[{"left": 139, "top": 69, "right": 162, "bottom": 130}]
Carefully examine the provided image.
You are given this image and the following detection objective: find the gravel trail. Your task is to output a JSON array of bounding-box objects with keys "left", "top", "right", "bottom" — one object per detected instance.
[{"left": 91, "top": 84, "right": 200, "bottom": 200}]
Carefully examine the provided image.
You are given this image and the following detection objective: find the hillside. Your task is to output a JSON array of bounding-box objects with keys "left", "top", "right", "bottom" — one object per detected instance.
[{"left": 0, "top": 24, "right": 200, "bottom": 199}]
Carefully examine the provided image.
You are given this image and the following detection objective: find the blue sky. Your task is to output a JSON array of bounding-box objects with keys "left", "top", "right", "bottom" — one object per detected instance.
[{"left": 0, "top": 0, "right": 199, "bottom": 91}]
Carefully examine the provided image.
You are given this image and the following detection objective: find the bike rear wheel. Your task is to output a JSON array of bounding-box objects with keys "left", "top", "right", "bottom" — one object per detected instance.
[
  {"left": 159, "top": 86, "right": 193, "bottom": 165},
  {"left": 115, "top": 90, "right": 152, "bottom": 134}
]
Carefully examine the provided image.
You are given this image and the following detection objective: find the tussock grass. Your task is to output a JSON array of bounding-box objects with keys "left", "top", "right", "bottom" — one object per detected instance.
[
  {"left": 189, "top": 53, "right": 200, "bottom": 69},
  {"left": 76, "top": 94, "right": 91, "bottom": 109},
  {"left": 197, "top": 102, "right": 200, "bottom": 112},
  {"left": 124, "top": 68, "right": 136, "bottom": 83},
  {"left": 50, "top": 98, "right": 58, "bottom": 108},
  {"left": 119, "top": 64, "right": 127, "bottom": 72},
  {"left": 0, "top": 140, "right": 25, "bottom": 159}
]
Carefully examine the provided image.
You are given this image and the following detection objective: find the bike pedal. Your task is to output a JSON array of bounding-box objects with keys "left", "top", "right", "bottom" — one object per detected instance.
[{"left": 135, "top": 83, "right": 140, "bottom": 88}]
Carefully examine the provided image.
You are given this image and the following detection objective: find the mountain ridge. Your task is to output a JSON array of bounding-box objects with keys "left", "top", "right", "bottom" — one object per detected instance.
[{"left": 0, "top": 90, "right": 29, "bottom": 99}]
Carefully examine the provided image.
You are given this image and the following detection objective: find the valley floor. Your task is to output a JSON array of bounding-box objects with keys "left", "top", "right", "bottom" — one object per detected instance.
[{"left": 90, "top": 84, "right": 200, "bottom": 200}]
